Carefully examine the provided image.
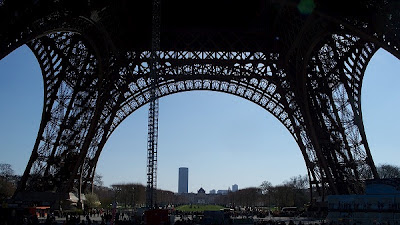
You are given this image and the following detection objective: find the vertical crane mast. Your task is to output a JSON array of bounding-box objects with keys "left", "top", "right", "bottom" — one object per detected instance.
[{"left": 146, "top": 0, "right": 161, "bottom": 209}]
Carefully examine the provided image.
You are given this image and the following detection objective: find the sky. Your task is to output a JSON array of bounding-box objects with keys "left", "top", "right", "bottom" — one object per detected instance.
[{"left": 0, "top": 46, "right": 399, "bottom": 194}]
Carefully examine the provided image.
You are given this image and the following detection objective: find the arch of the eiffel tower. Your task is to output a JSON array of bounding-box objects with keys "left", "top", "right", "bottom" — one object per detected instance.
[{"left": 1, "top": 0, "right": 399, "bottom": 198}]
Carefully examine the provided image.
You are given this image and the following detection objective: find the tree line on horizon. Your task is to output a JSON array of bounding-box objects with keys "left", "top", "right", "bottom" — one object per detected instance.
[
  {"left": 87, "top": 175, "right": 310, "bottom": 209},
  {"left": 2, "top": 163, "right": 400, "bottom": 209}
]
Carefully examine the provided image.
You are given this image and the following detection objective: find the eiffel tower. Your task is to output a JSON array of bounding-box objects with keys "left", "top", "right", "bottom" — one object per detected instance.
[{"left": 1, "top": 0, "right": 399, "bottom": 199}]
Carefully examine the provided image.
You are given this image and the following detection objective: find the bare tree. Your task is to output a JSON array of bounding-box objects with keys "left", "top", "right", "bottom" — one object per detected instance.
[
  {"left": 0, "top": 163, "right": 14, "bottom": 178},
  {"left": 0, "top": 177, "right": 15, "bottom": 200},
  {"left": 112, "top": 183, "right": 146, "bottom": 207},
  {"left": 0, "top": 164, "right": 16, "bottom": 200},
  {"left": 358, "top": 164, "right": 400, "bottom": 180},
  {"left": 377, "top": 164, "right": 400, "bottom": 178},
  {"left": 269, "top": 184, "right": 294, "bottom": 207},
  {"left": 284, "top": 175, "right": 309, "bottom": 207},
  {"left": 260, "top": 181, "right": 273, "bottom": 209},
  {"left": 93, "top": 186, "right": 114, "bottom": 208},
  {"left": 94, "top": 173, "right": 104, "bottom": 187},
  {"left": 260, "top": 181, "right": 272, "bottom": 195},
  {"left": 260, "top": 175, "right": 309, "bottom": 208},
  {"left": 286, "top": 175, "right": 308, "bottom": 190},
  {"left": 157, "top": 189, "right": 175, "bottom": 206}
]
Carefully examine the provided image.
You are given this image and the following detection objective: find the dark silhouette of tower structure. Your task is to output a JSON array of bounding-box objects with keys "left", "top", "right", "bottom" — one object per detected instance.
[{"left": 1, "top": 0, "right": 399, "bottom": 200}]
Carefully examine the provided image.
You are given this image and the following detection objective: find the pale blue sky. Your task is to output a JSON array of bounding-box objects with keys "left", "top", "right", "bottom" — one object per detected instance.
[{"left": 0, "top": 46, "right": 399, "bottom": 193}]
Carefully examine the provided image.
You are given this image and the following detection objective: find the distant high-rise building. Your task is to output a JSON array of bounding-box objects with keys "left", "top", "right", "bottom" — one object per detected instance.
[
  {"left": 178, "top": 167, "right": 188, "bottom": 194},
  {"left": 209, "top": 189, "right": 216, "bottom": 194},
  {"left": 232, "top": 184, "right": 238, "bottom": 192}
]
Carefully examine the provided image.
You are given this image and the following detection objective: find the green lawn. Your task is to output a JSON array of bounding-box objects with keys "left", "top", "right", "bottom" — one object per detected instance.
[{"left": 175, "top": 204, "right": 225, "bottom": 212}]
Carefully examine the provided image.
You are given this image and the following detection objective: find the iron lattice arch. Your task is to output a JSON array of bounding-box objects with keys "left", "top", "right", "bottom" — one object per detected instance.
[{"left": 0, "top": 0, "right": 399, "bottom": 197}]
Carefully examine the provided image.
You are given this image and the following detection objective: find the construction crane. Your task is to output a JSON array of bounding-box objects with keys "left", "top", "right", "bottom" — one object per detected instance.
[{"left": 146, "top": 0, "right": 161, "bottom": 209}]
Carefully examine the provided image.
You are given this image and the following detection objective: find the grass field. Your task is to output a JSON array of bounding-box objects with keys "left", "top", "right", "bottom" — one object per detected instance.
[{"left": 175, "top": 204, "right": 225, "bottom": 212}]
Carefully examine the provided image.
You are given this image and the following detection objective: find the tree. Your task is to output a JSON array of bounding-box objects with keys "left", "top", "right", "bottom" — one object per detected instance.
[
  {"left": 260, "top": 181, "right": 272, "bottom": 195},
  {"left": 221, "top": 187, "right": 263, "bottom": 207},
  {"left": 260, "top": 175, "right": 309, "bottom": 209},
  {"left": 112, "top": 183, "right": 146, "bottom": 207},
  {"left": 284, "top": 175, "right": 309, "bottom": 207},
  {"left": 94, "top": 173, "right": 104, "bottom": 187},
  {"left": 0, "top": 164, "right": 16, "bottom": 200},
  {"left": 377, "top": 164, "right": 400, "bottom": 178},
  {"left": 286, "top": 175, "right": 308, "bottom": 190},
  {"left": 357, "top": 164, "right": 400, "bottom": 180},
  {"left": 0, "top": 163, "right": 14, "bottom": 178},
  {"left": 260, "top": 181, "right": 273, "bottom": 209},
  {"left": 269, "top": 184, "right": 294, "bottom": 207},
  {"left": 85, "top": 193, "right": 101, "bottom": 209},
  {"left": 0, "top": 177, "right": 16, "bottom": 200},
  {"left": 157, "top": 189, "right": 175, "bottom": 207},
  {"left": 0, "top": 163, "right": 18, "bottom": 200},
  {"left": 93, "top": 186, "right": 114, "bottom": 208}
]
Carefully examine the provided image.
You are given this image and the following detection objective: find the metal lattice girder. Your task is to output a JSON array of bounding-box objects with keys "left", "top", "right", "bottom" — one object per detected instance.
[
  {"left": 1, "top": 0, "right": 399, "bottom": 197},
  {"left": 16, "top": 33, "right": 101, "bottom": 192},
  {"left": 146, "top": 0, "right": 161, "bottom": 208},
  {"left": 303, "top": 34, "right": 379, "bottom": 194}
]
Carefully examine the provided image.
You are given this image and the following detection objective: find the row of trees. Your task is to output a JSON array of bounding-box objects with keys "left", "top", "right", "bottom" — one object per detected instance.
[
  {"left": 89, "top": 182, "right": 186, "bottom": 209},
  {"left": 87, "top": 175, "right": 310, "bottom": 209},
  {"left": 3, "top": 163, "right": 400, "bottom": 208},
  {"left": 216, "top": 164, "right": 400, "bottom": 209},
  {"left": 212, "top": 175, "right": 309, "bottom": 208}
]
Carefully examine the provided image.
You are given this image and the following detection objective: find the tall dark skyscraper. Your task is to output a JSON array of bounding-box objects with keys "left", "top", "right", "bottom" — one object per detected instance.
[{"left": 178, "top": 167, "right": 188, "bottom": 194}]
